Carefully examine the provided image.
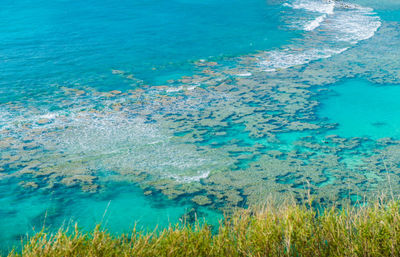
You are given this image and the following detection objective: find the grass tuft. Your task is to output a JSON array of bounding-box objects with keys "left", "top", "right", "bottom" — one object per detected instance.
[{"left": 7, "top": 200, "right": 400, "bottom": 256}]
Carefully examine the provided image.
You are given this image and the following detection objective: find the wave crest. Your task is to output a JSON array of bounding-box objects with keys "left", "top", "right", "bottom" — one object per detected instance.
[{"left": 259, "top": 0, "right": 381, "bottom": 71}]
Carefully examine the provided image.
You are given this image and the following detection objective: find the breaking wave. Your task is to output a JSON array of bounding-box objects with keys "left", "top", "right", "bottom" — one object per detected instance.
[{"left": 259, "top": 0, "right": 381, "bottom": 71}]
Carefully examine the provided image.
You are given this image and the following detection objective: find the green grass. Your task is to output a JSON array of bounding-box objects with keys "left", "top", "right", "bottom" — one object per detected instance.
[{"left": 7, "top": 199, "right": 400, "bottom": 257}]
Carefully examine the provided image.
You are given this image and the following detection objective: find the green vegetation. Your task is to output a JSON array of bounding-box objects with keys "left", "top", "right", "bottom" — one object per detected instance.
[{"left": 7, "top": 199, "right": 400, "bottom": 257}]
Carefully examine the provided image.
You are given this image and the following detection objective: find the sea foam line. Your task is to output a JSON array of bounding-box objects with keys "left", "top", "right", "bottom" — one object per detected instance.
[
  {"left": 304, "top": 14, "right": 327, "bottom": 31},
  {"left": 284, "top": 0, "right": 335, "bottom": 15},
  {"left": 259, "top": 0, "right": 381, "bottom": 72}
]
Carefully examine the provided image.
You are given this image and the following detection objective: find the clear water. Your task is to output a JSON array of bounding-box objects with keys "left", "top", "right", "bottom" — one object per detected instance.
[
  {"left": 0, "top": 0, "right": 294, "bottom": 101},
  {"left": 0, "top": 178, "right": 222, "bottom": 251},
  {"left": 320, "top": 79, "right": 400, "bottom": 139},
  {"left": 1, "top": 0, "right": 400, "bottom": 252}
]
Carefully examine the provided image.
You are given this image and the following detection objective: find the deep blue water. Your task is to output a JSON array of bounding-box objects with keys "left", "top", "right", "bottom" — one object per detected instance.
[{"left": 1, "top": 0, "right": 400, "bottom": 253}]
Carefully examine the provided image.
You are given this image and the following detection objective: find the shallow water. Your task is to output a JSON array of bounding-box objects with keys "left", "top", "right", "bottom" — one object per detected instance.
[
  {"left": 1, "top": 0, "right": 400, "bottom": 252},
  {"left": 320, "top": 79, "right": 400, "bottom": 139}
]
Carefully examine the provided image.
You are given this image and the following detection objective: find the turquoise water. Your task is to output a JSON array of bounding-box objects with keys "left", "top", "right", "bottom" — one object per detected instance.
[
  {"left": 320, "top": 79, "right": 400, "bottom": 139},
  {"left": 1, "top": 0, "right": 400, "bottom": 252},
  {"left": 0, "top": 178, "right": 222, "bottom": 251},
  {"left": 0, "top": 0, "right": 294, "bottom": 102}
]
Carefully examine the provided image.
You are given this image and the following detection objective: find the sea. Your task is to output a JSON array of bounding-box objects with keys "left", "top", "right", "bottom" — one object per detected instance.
[{"left": 1, "top": 0, "right": 400, "bottom": 252}]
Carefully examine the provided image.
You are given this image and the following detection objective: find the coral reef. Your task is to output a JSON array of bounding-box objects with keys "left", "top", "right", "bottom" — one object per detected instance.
[{"left": 1, "top": 22, "right": 400, "bottom": 211}]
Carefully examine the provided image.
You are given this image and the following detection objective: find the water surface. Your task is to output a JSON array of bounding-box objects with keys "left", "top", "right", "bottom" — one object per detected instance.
[{"left": 1, "top": 0, "right": 400, "bottom": 252}]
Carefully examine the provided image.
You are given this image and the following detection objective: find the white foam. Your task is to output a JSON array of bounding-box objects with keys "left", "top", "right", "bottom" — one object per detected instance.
[
  {"left": 261, "top": 47, "right": 348, "bottom": 71},
  {"left": 304, "top": 14, "right": 326, "bottom": 31},
  {"left": 166, "top": 86, "right": 183, "bottom": 93},
  {"left": 260, "top": 0, "right": 380, "bottom": 72},
  {"left": 166, "top": 84, "right": 198, "bottom": 92},
  {"left": 172, "top": 171, "right": 210, "bottom": 183},
  {"left": 39, "top": 113, "right": 57, "bottom": 119},
  {"left": 285, "top": 0, "right": 335, "bottom": 15},
  {"left": 236, "top": 72, "right": 252, "bottom": 77},
  {"left": 328, "top": 7, "right": 381, "bottom": 44}
]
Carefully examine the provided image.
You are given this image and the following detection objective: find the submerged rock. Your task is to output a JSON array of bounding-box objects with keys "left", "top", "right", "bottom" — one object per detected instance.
[{"left": 191, "top": 195, "right": 212, "bottom": 206}]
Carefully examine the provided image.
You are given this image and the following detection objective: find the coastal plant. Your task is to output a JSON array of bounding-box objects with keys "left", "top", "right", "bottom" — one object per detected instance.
[{"left": 7, "top": 199, "right": 400, "bottom": 257}]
